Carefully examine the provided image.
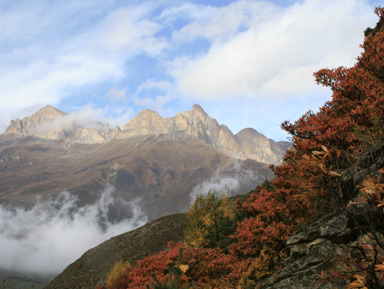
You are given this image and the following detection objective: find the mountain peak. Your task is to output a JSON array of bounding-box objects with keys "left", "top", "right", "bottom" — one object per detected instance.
[
  {"left": 190, "top": 104, "right": 209, "bottom": 118},
  {"left": 136, "top": 109, "right": 162, "bottom": 120},
  {"left": 35, "top": 105, "right": 67, "bottom": 119},
  {"left": 236, "top": 128, "right": 261, "bottom": 138},
  {"left": 6, "top": 105, "right": 67, "bottom": 135},
  {"left": 192, "top": 104, "right": 204, "bottom": 113},
  {"left": 124, "top": 109, "right": 162, "bottom": 132}
]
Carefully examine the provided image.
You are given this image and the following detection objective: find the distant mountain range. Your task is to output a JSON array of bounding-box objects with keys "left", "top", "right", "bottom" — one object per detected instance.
[
  {"left": 6, "top": 104, "right": 290, "bottom": 163},
  {"left": 1, "top": 105, "right": 289, "bottom": 221}
]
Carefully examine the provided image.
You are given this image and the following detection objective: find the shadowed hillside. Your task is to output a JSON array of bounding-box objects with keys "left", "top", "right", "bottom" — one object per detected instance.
[{"left": 44, "top": 214, "right": 187, "bottom": 289}]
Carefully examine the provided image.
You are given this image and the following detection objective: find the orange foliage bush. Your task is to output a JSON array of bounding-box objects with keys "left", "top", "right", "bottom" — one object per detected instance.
[{"left": 112, "top": 242, "right": 240, "bottom": 288}]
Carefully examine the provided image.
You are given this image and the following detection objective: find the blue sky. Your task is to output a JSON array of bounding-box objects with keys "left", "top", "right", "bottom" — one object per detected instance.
[{"left": 0, "top": 0, "right": 381, "bottom": 141}]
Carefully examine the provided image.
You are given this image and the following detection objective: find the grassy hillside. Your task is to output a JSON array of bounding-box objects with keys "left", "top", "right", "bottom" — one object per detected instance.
[{"left": 44, "top": 214, "right": 186, "bottom": 289}]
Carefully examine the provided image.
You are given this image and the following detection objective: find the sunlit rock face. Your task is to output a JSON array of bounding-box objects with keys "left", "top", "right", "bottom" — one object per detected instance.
[
  {"left": 6, "top": 105, "right": 67, "bottom": 135},
  {"left": 5, "top": 105, "right": 110, "bottom": 144},
  {"left": 6, "top": 104, "right": 290, "bottom": 164}
]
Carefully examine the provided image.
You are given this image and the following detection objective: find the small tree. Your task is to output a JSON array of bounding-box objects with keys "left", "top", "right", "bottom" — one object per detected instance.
[
  {"left": 106, "top": 260, "right": 131, "bottom": 289},
  {"left": 184, "top": 191, "right": 237, "bottom": 251}
]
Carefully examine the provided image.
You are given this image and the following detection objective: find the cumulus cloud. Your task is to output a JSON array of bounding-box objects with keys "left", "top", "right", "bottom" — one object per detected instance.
[
  {"left": 169, "top": 0, "right": 375, "bottom": 100},
  {"left": 0, "top": 185, "right": 147, "bottom": 276},
  {"left": 0, "top": 1, "right": 167, "bottom": 112},
  {"left": 96, "top": 6, "right": 169, "bottom": 56},
  {"left": 170, "top": 1, "right": 277, "bottom": 44}
]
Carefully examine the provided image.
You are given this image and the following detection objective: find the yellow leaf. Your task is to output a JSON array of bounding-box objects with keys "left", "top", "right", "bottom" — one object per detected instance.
[
  {"left": 359, "top": 178, "right": 376, "bottom": 194},
  {"left": 302, "top": 154, "right": 311, "bottom": 160},
  {"left": 321, "top": 145, "right": 329, "bottom": 153},
  {"left": 318, "top": 163, "right": 328, "bottom": 173},
  {"left": 348, "top": 281, "right": 363, "bottom": 288},
  {"left": 328, "top": 171, "right": 342, "bottom": 177},
  {"left": 312, "top": 150, "right": 324, "bottom": 156},
  {"left": 175, "top": 264, "right": 189, "bottom": 273}
]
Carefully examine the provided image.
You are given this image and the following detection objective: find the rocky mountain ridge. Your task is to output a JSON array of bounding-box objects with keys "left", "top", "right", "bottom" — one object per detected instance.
[{"left": 6, "top": 104, "right": 289, "bottom": 164}]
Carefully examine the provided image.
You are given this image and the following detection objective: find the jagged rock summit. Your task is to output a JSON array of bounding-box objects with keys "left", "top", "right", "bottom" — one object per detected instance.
[
  {"left": 5, "top": 104, "right": 289, "bottom": 164},
  {"left": 6, "top": 105, "right": 67, "bottom": 135}
]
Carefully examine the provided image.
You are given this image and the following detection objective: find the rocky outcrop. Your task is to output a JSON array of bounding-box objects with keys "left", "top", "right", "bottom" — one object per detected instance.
[
  {"left": 5, "top": 105, "right": 290, "bottom": 164},
  {"left": 260, "top": 140, "right": 384, "bottom": 288},
  {"left": 235, "top": 128, "right": 287, "bottom": 163},
  {"left": 259, "top": 213, "right": 349, "bottom": 289}
]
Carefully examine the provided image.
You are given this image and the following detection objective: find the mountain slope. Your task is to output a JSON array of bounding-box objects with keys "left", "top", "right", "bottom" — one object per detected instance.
[
  {"left": 0, "top": 132, "right": 273, "bottom": 220},
  {"left": 44, "top": 213, "right": 187, "bottom": 289}
]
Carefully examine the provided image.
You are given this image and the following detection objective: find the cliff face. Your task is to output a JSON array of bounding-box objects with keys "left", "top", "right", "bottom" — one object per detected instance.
[{"left": 5, "top": 104, "right": 290, "bottom": 164}]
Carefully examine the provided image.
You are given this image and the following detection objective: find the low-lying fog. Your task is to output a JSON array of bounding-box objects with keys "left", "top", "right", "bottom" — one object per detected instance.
[
  {"left": 0, "top": 185, "right": 147, "bottom": 276},
  {"left": 0, "top": 163, "right": 263, "bottom": 278}
]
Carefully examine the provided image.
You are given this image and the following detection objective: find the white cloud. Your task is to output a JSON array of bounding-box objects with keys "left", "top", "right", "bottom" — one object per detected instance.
[
  {"left": 96, "top": 7, "right": 169, "bottom": 56},
  {"left": 0, "top": 1, "right": 167, "bottom": 112},
  {"left": 108, "top": 88, "right": 127, "bottom": 102},
  {"left": 170, "top": 0, "right": 376, "bottom": 100},
  {"left": 0, "top": 55, "right": 124, "bottom": 112},
  {"left": 158, "top": 3, "right": 208, "bottom": 25},
  {"left": 41, "top": 105, "right": 106, "bottom": 131},
  {"left": 0, "top": 185, "right": 147, "bottom": 276},
  {"left": 132, "top": 80, "right": 176, "bottom": 113},
  {"left": 132, "top": 94, "right": 173, "bottom": 114},
  {"left": 171, "top": 1, "right": 278, "bottom": 43}
]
